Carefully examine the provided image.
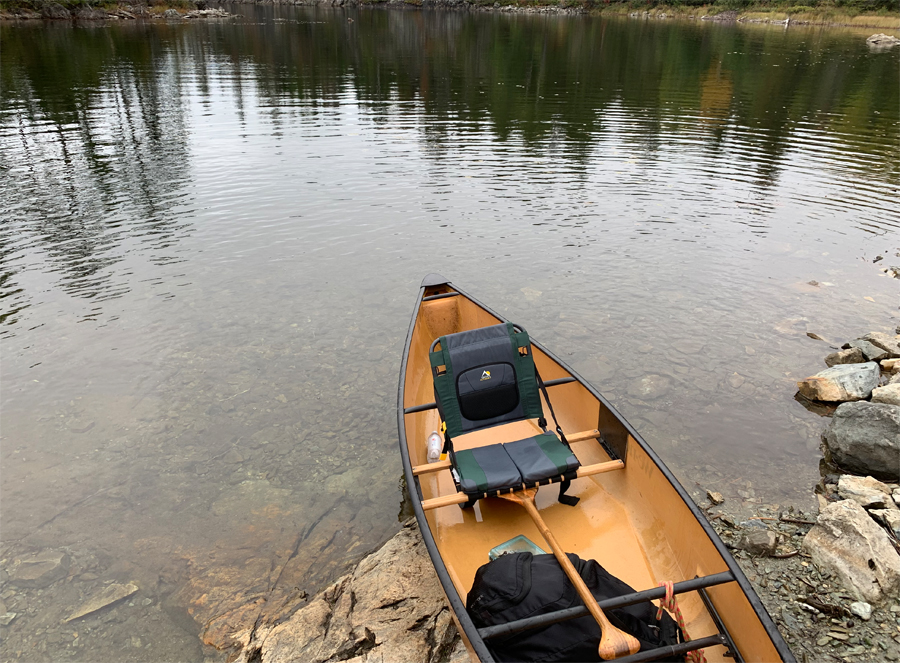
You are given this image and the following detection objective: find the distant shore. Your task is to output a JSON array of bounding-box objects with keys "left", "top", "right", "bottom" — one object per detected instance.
[{"left": 2, "top": 0, "right": 898, "bottom": 29}]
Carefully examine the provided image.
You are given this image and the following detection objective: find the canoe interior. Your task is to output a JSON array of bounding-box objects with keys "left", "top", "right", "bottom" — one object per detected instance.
[{"left": 402, "top": 284, "right": 783, "bottom": 663}]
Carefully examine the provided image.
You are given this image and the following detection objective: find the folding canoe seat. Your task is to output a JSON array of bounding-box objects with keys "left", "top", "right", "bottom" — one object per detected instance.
[{"left": 430, "top": 322, "right": 581, "bottom": 506}]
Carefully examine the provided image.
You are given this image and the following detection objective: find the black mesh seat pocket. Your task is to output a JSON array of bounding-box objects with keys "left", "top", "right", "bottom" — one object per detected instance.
[{"left": 456, "top": 362, "right": 519, "bottom": 421}]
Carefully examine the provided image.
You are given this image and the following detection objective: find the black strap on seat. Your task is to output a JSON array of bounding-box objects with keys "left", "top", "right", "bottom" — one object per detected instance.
[{"left": 533, "top": 366, "right": 579, "bottom": 506}]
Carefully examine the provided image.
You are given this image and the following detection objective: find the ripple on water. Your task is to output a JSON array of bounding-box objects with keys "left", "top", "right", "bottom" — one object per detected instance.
[{"left": 0, "top": 8, "right": 898, "bottom": 659}]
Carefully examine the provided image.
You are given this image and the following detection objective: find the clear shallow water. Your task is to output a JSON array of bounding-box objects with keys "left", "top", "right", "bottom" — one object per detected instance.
[{"left": 1, "top": 7, "right": 898, "bottom": 660}]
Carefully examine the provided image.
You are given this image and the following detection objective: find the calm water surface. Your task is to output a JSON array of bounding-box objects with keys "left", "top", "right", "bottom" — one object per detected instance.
[{"left": 1, "top": 7, "right": 898, "bottom": 660}]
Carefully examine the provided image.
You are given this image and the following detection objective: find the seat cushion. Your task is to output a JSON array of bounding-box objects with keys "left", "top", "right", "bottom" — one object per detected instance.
[
  {"left": 504, "top": 433, "right": 580, "bottom": 483},
  {"left": 454, "top": 445, "right": 523, "bottom": 495}
]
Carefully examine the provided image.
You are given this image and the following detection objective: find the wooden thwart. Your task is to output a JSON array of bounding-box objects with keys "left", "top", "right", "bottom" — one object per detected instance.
[
  {"left": 419, "top": 459, "right": 624, "bottom": 511},
  {"left": 498, "top": 487, "right": 641, "bottom": 660}
]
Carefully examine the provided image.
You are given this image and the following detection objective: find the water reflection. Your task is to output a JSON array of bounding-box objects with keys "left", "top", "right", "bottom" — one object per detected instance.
[
  {"left": 0, "top": 7, "right": 898, "bottom": 662},
  {"left": 1, "top": 14, "right": 897, "bottom": 331}
]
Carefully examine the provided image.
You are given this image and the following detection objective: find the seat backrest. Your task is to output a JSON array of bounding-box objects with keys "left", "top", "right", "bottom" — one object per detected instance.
[{"left": 430, "top": 323, "right": 544, "bottom": 439}]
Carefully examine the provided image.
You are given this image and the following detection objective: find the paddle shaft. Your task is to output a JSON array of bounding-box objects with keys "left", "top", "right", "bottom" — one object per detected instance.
[{"left": 499, "top": 489, "right": 641, "bottom": 660}]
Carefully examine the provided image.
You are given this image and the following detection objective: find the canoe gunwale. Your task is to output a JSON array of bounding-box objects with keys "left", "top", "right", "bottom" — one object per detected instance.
[{"left": 396, "top": 276, "right": 795, "bottom": 663}]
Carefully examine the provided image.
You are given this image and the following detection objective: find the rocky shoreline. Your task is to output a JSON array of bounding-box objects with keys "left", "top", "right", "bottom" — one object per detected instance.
[
  {"left": 2, "top": 0, "right": 898, "bottom": 30},
  {"left": 0, "top": 1, "right": 232, "bottom": 20},
  {"left": 217, "top": 330, "right": 900, "bottom": 663}
]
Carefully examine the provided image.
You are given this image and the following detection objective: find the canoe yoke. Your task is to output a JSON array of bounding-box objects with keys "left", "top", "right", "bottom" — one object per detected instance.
[{"left": 427, "top": 322, "right": 606, "bottom": 508}]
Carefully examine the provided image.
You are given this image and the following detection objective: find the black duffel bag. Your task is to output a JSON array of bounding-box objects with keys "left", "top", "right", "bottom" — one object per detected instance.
[{"left": 466, "top": 552, "right": 684, "bottom": 662}]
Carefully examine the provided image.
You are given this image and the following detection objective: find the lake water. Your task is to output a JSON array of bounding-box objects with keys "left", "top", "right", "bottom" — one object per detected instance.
[{"left": 1, "top": 6, "right": 898, "bottom": 660}]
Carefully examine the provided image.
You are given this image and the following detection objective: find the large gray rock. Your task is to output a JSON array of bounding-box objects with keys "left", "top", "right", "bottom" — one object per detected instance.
[
  {"left": 9, "top": 550, "right": 70, "bottom": 588},
  {"left": 802, "top": 500, "right": 900, "bottom": 604},
  {"left": 823, "top": 402, "right": 900, "bottom": 481},
  {"left": 863, "top": 332, "right": 900, "bottom": 358},
  {"left": 837, "top": 475, "right": 896, "bottom": 510},
  {"left": 234, "top": 521, "right": 466, "bottom": 663},
  {"left": 797, "top": 362, "right": 879, "bottom": 402},
  {"left": 872, "top": 384, "right": 900, "bottom": 406},
  {"left": 824, "top": 347, "right": 865, "bottom": 367},
  {"left": 849, "top": 339, "right": 891, "bottom": 362}
]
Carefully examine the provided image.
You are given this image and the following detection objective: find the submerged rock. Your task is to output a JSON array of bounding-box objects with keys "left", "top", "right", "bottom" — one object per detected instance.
[
  {"left": 822, "top": 402, "right": 900, "bottom": 481},
  {"left": 837, "top": 475, "right": 896, "bottom": 510},
  {"left": 233, "top": 521, "right": 465, "bottom": 663},
  {"left": 802, "top": 500, "right": 900, "bottom": 604},
  {"left": 797, "top": 362, "right": 879, "bottom": 402},
  {"left": 65, "top": 582, "right": 139, "bottom": 622},
  {"left": 9, "top": 550, "right": 70, "bottom": 588},
  {"left": 824, "top": 347, "right": 865, "bottom": 367}
]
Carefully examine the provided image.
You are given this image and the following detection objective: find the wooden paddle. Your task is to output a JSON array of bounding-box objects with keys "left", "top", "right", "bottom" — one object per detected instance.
[{"left": 497, "top": 487, "right": 641, "bottom": 661}]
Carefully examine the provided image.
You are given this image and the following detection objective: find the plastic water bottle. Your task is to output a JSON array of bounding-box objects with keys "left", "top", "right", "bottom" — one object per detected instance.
[{"left": 426, "top": 431, "right": 443, "bottom": 463}]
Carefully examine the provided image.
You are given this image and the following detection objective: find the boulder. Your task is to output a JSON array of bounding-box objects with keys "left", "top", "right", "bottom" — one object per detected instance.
[
  {"left": 863, "top": 332, "right": 900, "bottom": 358},
  {"left": 802, "top": 500, "right": 900, "bottom": 604},
  {"left": 162, "top": 8, "right": 182, "bottom": 18},
  {"left": 873, "top": 384, "right": 900, "bottom": 406},
  {"left": 739, "top": 530, "right": 778, "bottom": 556},
  {"left": 867, "top": 33, "right": 900, "bottom": 46},
  {"left": 41, "top": 2, "right": 70, "bottom": 18},
  {"left": 9, "top": 550, "right": 70, "bottom": 588},
  {"left": 837, "top": 475, "right": 895, "bottom": 510},
  {"left": 234, "top": 521, "right": 466, "bottom": 663},
  {"left": 825, "top": 347, "right": 865, "bottom": 367},
  {"left": 797, "top": 362, "right": 879, "bottom": 402},
  {"left": 823, "top": 402, "right": 900, "bottom": 481},
  {"left": 848, "top": 340, "right": 890, "bottom": 362},
  {"left": 870, "top": 509, "right": 900, "bottom": 539}
]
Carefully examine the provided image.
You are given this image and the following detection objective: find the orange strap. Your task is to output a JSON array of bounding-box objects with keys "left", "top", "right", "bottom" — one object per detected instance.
[{"left": 655, "top": 581, "right": 707, "bottom": 663}]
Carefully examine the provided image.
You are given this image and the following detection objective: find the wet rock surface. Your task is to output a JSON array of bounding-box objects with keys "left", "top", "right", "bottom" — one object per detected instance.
[
  {"left": 233, "top": 520, "right": 467, "bottom": 663},
  {"left": 796, "top": 362, "right": 880, "bottom": 402},
  {"left": 8, "top": 551, "right": 71, "bottom": 588},
  {"left": 823, "top": 402, "right": 900, "bottom": 481}
]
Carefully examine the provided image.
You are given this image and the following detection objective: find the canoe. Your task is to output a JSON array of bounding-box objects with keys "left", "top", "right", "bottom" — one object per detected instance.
[{"left": 397, "top": 274, "right": 795, "bottom": 663}]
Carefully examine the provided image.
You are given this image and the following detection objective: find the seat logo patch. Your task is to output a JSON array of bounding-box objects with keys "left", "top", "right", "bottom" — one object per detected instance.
[{"left": 480, "top": 370, "right": 491, "bottom": 381}]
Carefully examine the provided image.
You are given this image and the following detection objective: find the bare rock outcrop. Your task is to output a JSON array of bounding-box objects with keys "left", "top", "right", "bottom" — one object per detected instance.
[
  {"left": 233, "top": 521, "right": 467, "bottom": 663},
  {"left": 802, "top": 500, "right": 900, "bottom": 605}
]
